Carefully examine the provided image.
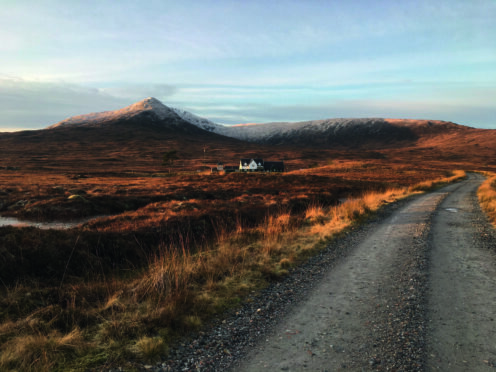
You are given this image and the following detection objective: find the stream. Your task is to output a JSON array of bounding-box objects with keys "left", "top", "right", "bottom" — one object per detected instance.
[{"left": 0, "top": 215, "right": 96, "bottom": 229}]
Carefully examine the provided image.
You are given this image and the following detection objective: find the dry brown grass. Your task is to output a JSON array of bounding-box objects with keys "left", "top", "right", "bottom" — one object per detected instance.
[
  {"left": 408, "top": 170, "right": 466, "bottom": 192},
  {"left": 0, "top": 168, "right": 467, "bottom": 371},
  {"left": 0, "top": 328, "right": 86, "bottom": 372},
  {"left": 478, "top": 172, "right": 496, "bottom": 227}
]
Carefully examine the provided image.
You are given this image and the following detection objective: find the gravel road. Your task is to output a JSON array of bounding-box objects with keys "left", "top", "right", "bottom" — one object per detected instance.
[
  {"left": 133, "top": 173, "right": 496, "bottom": 371},
  {"left": 426, "top": 173, "right": 496, "bottom": 371}
]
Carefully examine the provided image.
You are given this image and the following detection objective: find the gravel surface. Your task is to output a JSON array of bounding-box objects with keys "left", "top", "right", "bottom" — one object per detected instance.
[
  {"left": 104, "top": 174, "right": 495, "bottom": 371},
  {"left": 426, "top": 174, "right": 496, "bottom": 370}
]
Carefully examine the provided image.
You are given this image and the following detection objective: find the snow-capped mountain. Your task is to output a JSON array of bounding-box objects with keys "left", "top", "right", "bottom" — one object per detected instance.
[
  {"left": 49, "top": 97, "right": 181, "bottom": 128},
  {"left": 172, "top": 104, "right": 464, "bottom": 148},
  {"left": 170, "top": 106, "right": 406, "bottom": 145},
  {"left": 223, "top": 118, "right": 419, "bottom": 147},
  {"left": 170, "top": 111, "right": 418, "bottom": 148},
  {"left": 47, "top": 97, "right": 464, "bottom": 149}
]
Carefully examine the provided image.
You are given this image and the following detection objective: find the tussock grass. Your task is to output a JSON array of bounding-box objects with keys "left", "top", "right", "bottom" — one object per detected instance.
[
  {"left": 133, "top": 336, "right": 167, "bottom": 362},
  {"left": 0, "top": 169, "right": 466, "bottom": 371},
  {"left": 0, "top": 328, "right": 86, "bottom": 372},
  {"left": 478, "top": 172, "right": 496, "bottom": 226}
]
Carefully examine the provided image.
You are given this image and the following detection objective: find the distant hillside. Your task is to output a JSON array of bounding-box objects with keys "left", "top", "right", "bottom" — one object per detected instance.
[
  {"left": 173, "top": 103, "right": 496, "bottom": 168},
  {"left": 1, "top": 97, "right": 495, "bottom": 172},
  {"left": 171, "top": 105, "right": 474, "bottom": 149},
  {"left": 223, "top": 118, "right": 417, "bottom": 148}
]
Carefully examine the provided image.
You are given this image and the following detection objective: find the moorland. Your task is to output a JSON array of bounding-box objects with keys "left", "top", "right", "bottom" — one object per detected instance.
[{"left": 0, "top": 100, "right": 496, "bottom": 371}]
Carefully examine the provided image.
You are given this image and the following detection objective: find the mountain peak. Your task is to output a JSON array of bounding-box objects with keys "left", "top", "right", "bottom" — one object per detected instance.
[
  {"left": 48, "top": 97, "right": 179, "bottom": 128},
  {"left": 131, "top": 97, "right": 166, "bottom": 112},
  {"left": 124, "top": 97, "right": 177, "bottom": 120}
]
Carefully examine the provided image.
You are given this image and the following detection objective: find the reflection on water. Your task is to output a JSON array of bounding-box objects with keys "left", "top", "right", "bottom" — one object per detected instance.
[{"left": 0, "top": 216, "right": 90, "bottom": 229}]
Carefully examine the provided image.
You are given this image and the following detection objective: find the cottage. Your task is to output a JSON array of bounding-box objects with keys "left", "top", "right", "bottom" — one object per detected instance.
[
  {"left": 238, "top": 158, "right": 285, "bottom": 172},
  {"left": 240, "top": 158, "right": 264, "bottom": 171}
]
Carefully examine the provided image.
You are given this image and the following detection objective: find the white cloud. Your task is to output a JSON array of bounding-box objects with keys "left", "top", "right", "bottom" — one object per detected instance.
[
  {"left": 0, "top": 78, "right": 130, "bottom": 129},
  {"left": 100, "top": 84, "right": 178, "bottom": 100}
]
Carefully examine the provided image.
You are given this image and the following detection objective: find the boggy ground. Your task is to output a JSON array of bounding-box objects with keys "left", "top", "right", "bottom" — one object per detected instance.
[
  {"left": 0, "top": 160, "right": 452, "bottom": 222},
  {"left": 0, "top": 161, "right": 469, "bottom": 371},
  {"left": 0, "top": 161, "right": 454, "bottom": 283}
]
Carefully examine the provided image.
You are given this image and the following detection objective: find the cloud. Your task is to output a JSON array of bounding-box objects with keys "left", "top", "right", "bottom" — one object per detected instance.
[
  {"left": 100, "top": 84, "right": 178, "bottom": 100},
  {"left": 1, "top": 77, "right": 494, "bottom": 132},
  {"left": 0, "top": 78, "right": 130, "bottom": 129}
]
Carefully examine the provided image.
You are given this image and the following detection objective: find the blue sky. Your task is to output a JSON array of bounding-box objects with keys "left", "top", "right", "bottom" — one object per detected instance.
[{"left": 1, "top": 0, "right": 495, "bottom": 131}]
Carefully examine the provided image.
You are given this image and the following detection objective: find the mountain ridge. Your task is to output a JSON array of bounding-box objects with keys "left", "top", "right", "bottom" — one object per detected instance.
[
  {"left": 1, "top": 97, "right": 494, "bottom": 173},
  {"left": 47, "top": 97, "right": 470, "bottom": 149}
]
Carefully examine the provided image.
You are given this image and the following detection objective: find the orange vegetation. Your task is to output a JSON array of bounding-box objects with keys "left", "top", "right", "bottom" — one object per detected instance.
[
  {"left": 478, "top": 172, "right": 496, "bottom": 227},
  {"left": 0, "top": 161, "right": 467, "bottom": 371}
]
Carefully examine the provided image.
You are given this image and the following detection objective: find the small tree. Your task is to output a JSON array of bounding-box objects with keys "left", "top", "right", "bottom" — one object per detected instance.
[{"left": 162, "top": 150, "right": 178, "bottom": 173}]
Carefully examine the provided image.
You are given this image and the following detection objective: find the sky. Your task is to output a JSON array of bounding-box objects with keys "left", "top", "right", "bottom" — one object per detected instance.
[{"left": 1, "top": 0, "right": 495, "bottom": 131}]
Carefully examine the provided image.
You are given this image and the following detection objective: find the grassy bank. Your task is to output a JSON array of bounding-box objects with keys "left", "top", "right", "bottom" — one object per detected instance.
[
  {"left": 0, "top": 170, "right": 466, "bottom": 371},
  {"left": 478, "top": 172, "right": 496, "bottom": 226}
]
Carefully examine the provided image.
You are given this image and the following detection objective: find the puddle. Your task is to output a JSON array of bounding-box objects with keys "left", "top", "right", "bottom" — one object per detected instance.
[
  {"left": 0, "top": 216, "right": 100, "bottom": 229},
  {"left": 445, "top": 208, "right": 459, "bottom": 213}
]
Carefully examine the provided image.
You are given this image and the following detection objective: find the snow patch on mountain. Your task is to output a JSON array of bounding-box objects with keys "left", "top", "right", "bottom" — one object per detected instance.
[
  {"left": 171, "top": 108, "right": 227, "bottom": 133},
  {"left": 180, "top": 117, "right": 390, "bottom": 143},
  {"left": 168, "top": 104, "right": 394, "bottom": 143}
]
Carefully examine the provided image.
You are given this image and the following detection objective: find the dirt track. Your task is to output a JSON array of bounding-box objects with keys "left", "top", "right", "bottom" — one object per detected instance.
[{"left": 235, "top": 173, "right": 496, "bottom": 371}]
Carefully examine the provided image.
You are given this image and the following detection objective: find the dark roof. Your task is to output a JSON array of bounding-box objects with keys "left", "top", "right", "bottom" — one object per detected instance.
[
  {"left": 264, "top": 161, "right": 284, "bottom": 170},
  {"left": 240, "top": 158, "right": 264, "bottom": 162}
]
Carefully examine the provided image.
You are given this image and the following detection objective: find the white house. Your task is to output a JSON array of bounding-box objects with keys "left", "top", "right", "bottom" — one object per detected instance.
[{"left": 240, "top": 158, "right": 264, "bottom": 171}]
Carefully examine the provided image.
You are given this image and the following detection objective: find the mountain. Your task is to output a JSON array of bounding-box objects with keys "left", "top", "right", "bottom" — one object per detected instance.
[
  {"left": 170, "top": 107, "right": 471, "bottom": 149},
  {"left": 217, "top": 118, "right": 418, "bottom": 148},
  {"left": 1, "top": 97, "right": 495, "bottom": 172},
  {"left": 0, "top": 98, "right": 267, "bottom": 172},
  {"left": 172, "top": 104, "right": 496, "bottom": 167},
  {"left": 49, "top": 97, "right": 182, "bottom": 129}
]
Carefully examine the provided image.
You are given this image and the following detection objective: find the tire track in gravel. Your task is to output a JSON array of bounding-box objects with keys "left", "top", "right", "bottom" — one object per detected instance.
[{"left": 235, "top": 174, "right": 496, "bottom": 371}]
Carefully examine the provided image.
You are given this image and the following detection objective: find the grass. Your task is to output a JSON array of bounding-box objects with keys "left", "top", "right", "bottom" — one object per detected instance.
[
  {"left": 478, "top": 172, "right": 496, "bottom": 227},
  {"left": 0, "top": 328, "right": 86, "bottom": 372},
  {"left": 0, "top": 167, "right": 467, "bottom": 371}
]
